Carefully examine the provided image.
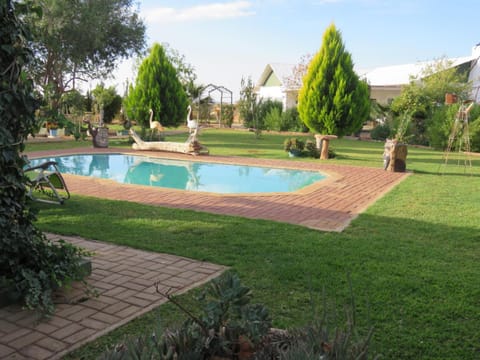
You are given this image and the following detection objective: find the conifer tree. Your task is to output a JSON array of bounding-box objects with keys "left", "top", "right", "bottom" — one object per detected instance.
[
  {"left": 125, "top": 43, "right": 188, "bottom": 128},
  {"left": 298, "top": 24, "right": 370, "bottom": 137}
]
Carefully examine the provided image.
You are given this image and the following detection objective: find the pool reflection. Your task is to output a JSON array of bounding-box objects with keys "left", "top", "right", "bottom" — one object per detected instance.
[{"left": 28, "top": 154, "right": 326, "bottom": 193}]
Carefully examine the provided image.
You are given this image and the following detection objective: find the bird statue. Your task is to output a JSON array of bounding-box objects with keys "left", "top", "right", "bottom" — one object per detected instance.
[
  {"left": 186, "top": 105, "right": 198, "bottom": 134},
  {"left": 149, "top": 109, "right": 164, "bottom": 140}
]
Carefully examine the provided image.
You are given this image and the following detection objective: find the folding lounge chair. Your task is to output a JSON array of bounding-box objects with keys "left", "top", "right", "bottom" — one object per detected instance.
[{"left": 25, "top": 161, "right": 70, "bottom": 205}]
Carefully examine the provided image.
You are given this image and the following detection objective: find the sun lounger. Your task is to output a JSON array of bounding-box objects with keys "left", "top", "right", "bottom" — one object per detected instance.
[{"left": 25, "top": 161, "right": 70, "bottom": 205}]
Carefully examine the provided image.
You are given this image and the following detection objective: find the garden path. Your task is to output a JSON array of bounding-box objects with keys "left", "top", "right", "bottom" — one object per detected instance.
[{"left": 0, "top": 234, "right": 226, "bottom": 360}]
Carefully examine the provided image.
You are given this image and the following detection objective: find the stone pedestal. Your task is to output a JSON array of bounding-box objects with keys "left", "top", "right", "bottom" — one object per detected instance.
[
  {"left": 315, "top": 134, "right": 338, "bottom": 160},
  {"left": 92, "top": 127, "right": 109, "bottom": 148},
  {"left": 383, "top": 139, "right": 407, "bottom": 172}
]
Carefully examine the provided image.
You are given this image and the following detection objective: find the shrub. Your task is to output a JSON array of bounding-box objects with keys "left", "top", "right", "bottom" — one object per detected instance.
[
  {"left": 370, "top": 123, "right": 391, "bottom": 141},
  {"left": 305, "top": 140, "right": 320, "bottom": 158},
  {"left": 283, "top": 138, "right": 305, "bottom": 153},
  {"left": 426, "top": 105, "right": 455, "bottom": 149},
  {"left": 427, "top": 103, "right": 480, "bottom": 150},
  {"left": 264, "top": 107, "right": 283, "bottom": 131},
  {"left": 470, "top": 117, "right": 480, "bottom": 152},
  {"left": 101, "top": 272, "right": 271, "bottom": 359},
  {"left": 281, "top": 107, "right": 308, "bottom": 132},
  {"left": 100, "top": 272, "right": 377, "bottom": 360},
  {"left": 221, "top": 104, "right": 235, "bottom": 127},
  {"left": 257, "top": 99, "right": 283, "bottom": 130}
]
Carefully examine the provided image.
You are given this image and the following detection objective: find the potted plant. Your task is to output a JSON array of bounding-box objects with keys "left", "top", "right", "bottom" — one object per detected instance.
[
  {"left": 283, "top": 138, "right": 305, "bottom": 157},
  {"left": 46, "top": 121, "right": 58, "bottom": 137}
]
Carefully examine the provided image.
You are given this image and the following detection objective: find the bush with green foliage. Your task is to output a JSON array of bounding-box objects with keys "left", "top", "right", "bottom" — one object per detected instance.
[
  {"left": 298, "top": 23, "right": 370, "bottom": 137},
  {"left": 304, "top": 140, "right": 320, "bottom": 158},
  {"left": 283, "top": 138, "right": 305, "bottom": 153},
  {"left": 1, "top": 0, "right": 89, "bottom": 316},
  {"left": 281, "top": 107, "right": 308, "bottom": 132},
  {"left": 470, "top": 117, "right": 480, "bottom": 152},
  {"left": 370, "top": 123, "right": 391, "bottom": 141},
  {"left": 264, "top": 107, "right": 283, "bottom": 131},
  {"left": 257, "top": 99, "right": 283, "bottom": 130},
  {"left": 221, "top": 104, "right": 235, "bottom": 127},
  {"left": 427, "top": 103, "right": 480, "bottom": 150}
]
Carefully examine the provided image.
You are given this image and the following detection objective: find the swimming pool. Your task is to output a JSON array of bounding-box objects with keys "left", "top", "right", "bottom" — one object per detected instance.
[{"left": 28, "top": 154, "right": 326, "bottom": 194}]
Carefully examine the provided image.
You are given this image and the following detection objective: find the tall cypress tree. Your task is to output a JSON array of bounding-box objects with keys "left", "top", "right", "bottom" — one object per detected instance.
[
  {"left": 125, "top": 43, "right": 188, "bottom": 128},
  {"left": 298, "top": 24, "right": 370, "bottom": 137}
]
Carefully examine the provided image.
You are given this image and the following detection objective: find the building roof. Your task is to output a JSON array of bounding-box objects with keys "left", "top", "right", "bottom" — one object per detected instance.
[
  {"left": 256, "top": 63, "right": 295, "bottom": 89},
  {"left": 360, "top": 55, "right": 476, "bottom": 86},
  {"left": 258, "top": 45, "right": 480, "bottom": 90}
]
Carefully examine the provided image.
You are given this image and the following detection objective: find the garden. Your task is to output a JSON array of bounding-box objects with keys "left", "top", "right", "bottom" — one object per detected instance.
[
  {"left": 24, "top": 130, "right": 480, "bottom": 359},
  {"left": 2, "top": 1, "right": 480, "bottom": 358}
]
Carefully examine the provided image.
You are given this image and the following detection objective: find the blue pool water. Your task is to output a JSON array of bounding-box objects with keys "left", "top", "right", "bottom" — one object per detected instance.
[{"left": 28, "top": 154, "right": 326, "bottom": 194}]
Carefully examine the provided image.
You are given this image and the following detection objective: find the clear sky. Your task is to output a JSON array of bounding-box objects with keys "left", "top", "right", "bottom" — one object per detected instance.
[{"left": 106, "top": 0, "right": 480, "bottom": 100}]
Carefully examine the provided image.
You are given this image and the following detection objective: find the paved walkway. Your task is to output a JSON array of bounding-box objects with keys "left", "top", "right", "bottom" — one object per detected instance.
[
  {"left": 26, "top": 148, "right": 409, "bottom": 232},
  {"left": 0, "top": 234, "right": 226, "bottom": 360}
]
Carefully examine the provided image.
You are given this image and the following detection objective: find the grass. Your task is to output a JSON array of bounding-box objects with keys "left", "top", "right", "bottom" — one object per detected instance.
[{"left": 25, "top": 129, "right": 480, "bottom": 359}]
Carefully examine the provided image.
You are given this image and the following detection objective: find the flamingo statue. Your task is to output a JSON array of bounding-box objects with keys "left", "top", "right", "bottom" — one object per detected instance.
[
  {"left": 186, "top": 105, "right": 198, "bottom": 134},
  {"left": 149, "top": 109, "right": 164, "bottom": 140}
]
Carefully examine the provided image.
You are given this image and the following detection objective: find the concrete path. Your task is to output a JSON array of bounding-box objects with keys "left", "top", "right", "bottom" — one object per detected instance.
[{"left": 0, "top": 234, "right": 226, "bottom": 360}]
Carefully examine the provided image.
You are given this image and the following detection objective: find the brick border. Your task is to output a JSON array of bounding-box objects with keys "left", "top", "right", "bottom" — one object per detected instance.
[{"left": 26, "top": 147, "right": 409, "bottom": 232}]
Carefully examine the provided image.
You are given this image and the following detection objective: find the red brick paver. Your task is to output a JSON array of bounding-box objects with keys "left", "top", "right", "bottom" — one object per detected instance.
[
  {"left": 27, "top": 148, "right": 409, "bottom": 231},
  {"left": 0, "top": 234, "right": 226, "bottom": 360}
]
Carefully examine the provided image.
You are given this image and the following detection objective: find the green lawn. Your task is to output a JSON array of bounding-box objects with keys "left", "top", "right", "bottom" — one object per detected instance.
[{"left": 26, "top": 130, "right": 480, "bottom": 359}]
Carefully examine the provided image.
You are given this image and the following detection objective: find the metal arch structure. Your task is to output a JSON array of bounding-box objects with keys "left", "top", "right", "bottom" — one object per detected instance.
[{"left": 194, "top": 84, "right": 233, "bottom": 127}]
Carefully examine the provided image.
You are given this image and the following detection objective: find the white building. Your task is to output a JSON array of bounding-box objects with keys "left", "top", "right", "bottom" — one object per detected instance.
[
  {"left": 360, "top": 44, "right": 480, "bottom": 105},
  {"left": 255, "top": 63, "right": 299, "bottom": 110},
  {"left": 255, "top": 45, "right": 480, "bottom": 108}
]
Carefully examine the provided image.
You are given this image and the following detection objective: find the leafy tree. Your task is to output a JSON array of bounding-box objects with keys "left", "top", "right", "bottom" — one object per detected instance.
[
  {"left": 61, "top": 89, "right": 85, "bottom": 116},
  {"left": 1, "top": 0, "right": 87, "bottom": 315},
  {"left": 92, "top": 84, "right": 123, "bottom": 123},
  {"left": 283, "top": 53, "right": 313, "bottom": 90},
  {"left": 238, "top": 76, "right": 260, "bottom": 129},
  {"left": 391, "top": 58, "right": 472, "bottom": 145},
  {"left": 298, "top": 24, "right": 370, "bottom": 137},
  {"left": 163, "top": 43, "right": 198, "bottom": 99},
  {"left": 124, "top": 43, "right": 188, "bottom": 128},
  {"left": 26, "top": 0, "right": 145, "bottom": 113}
]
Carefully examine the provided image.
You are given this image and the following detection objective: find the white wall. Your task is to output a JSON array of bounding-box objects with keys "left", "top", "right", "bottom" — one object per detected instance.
[
  {"left": 468, "top": 46, "right": 480, "bottom": 102},
  {"left": 257, "top": 86, "right": 284, "bottom": 103},
  {"left": 257, "top": 86, "right": 300, "bottom": 110}
]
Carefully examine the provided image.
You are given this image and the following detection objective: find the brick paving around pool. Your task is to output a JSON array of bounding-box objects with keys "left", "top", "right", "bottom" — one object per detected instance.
[
  {"left": 0, "top": 233, "right": 227, "bottom": 360},
  {"left": 26, "top": 147, "right": 409, "bottom": 232}
]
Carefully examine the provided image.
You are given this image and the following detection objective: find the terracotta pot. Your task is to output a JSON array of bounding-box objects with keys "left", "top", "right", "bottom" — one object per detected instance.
[{"left": 445, "top": 93, "right": 457, "bottom": 105}]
